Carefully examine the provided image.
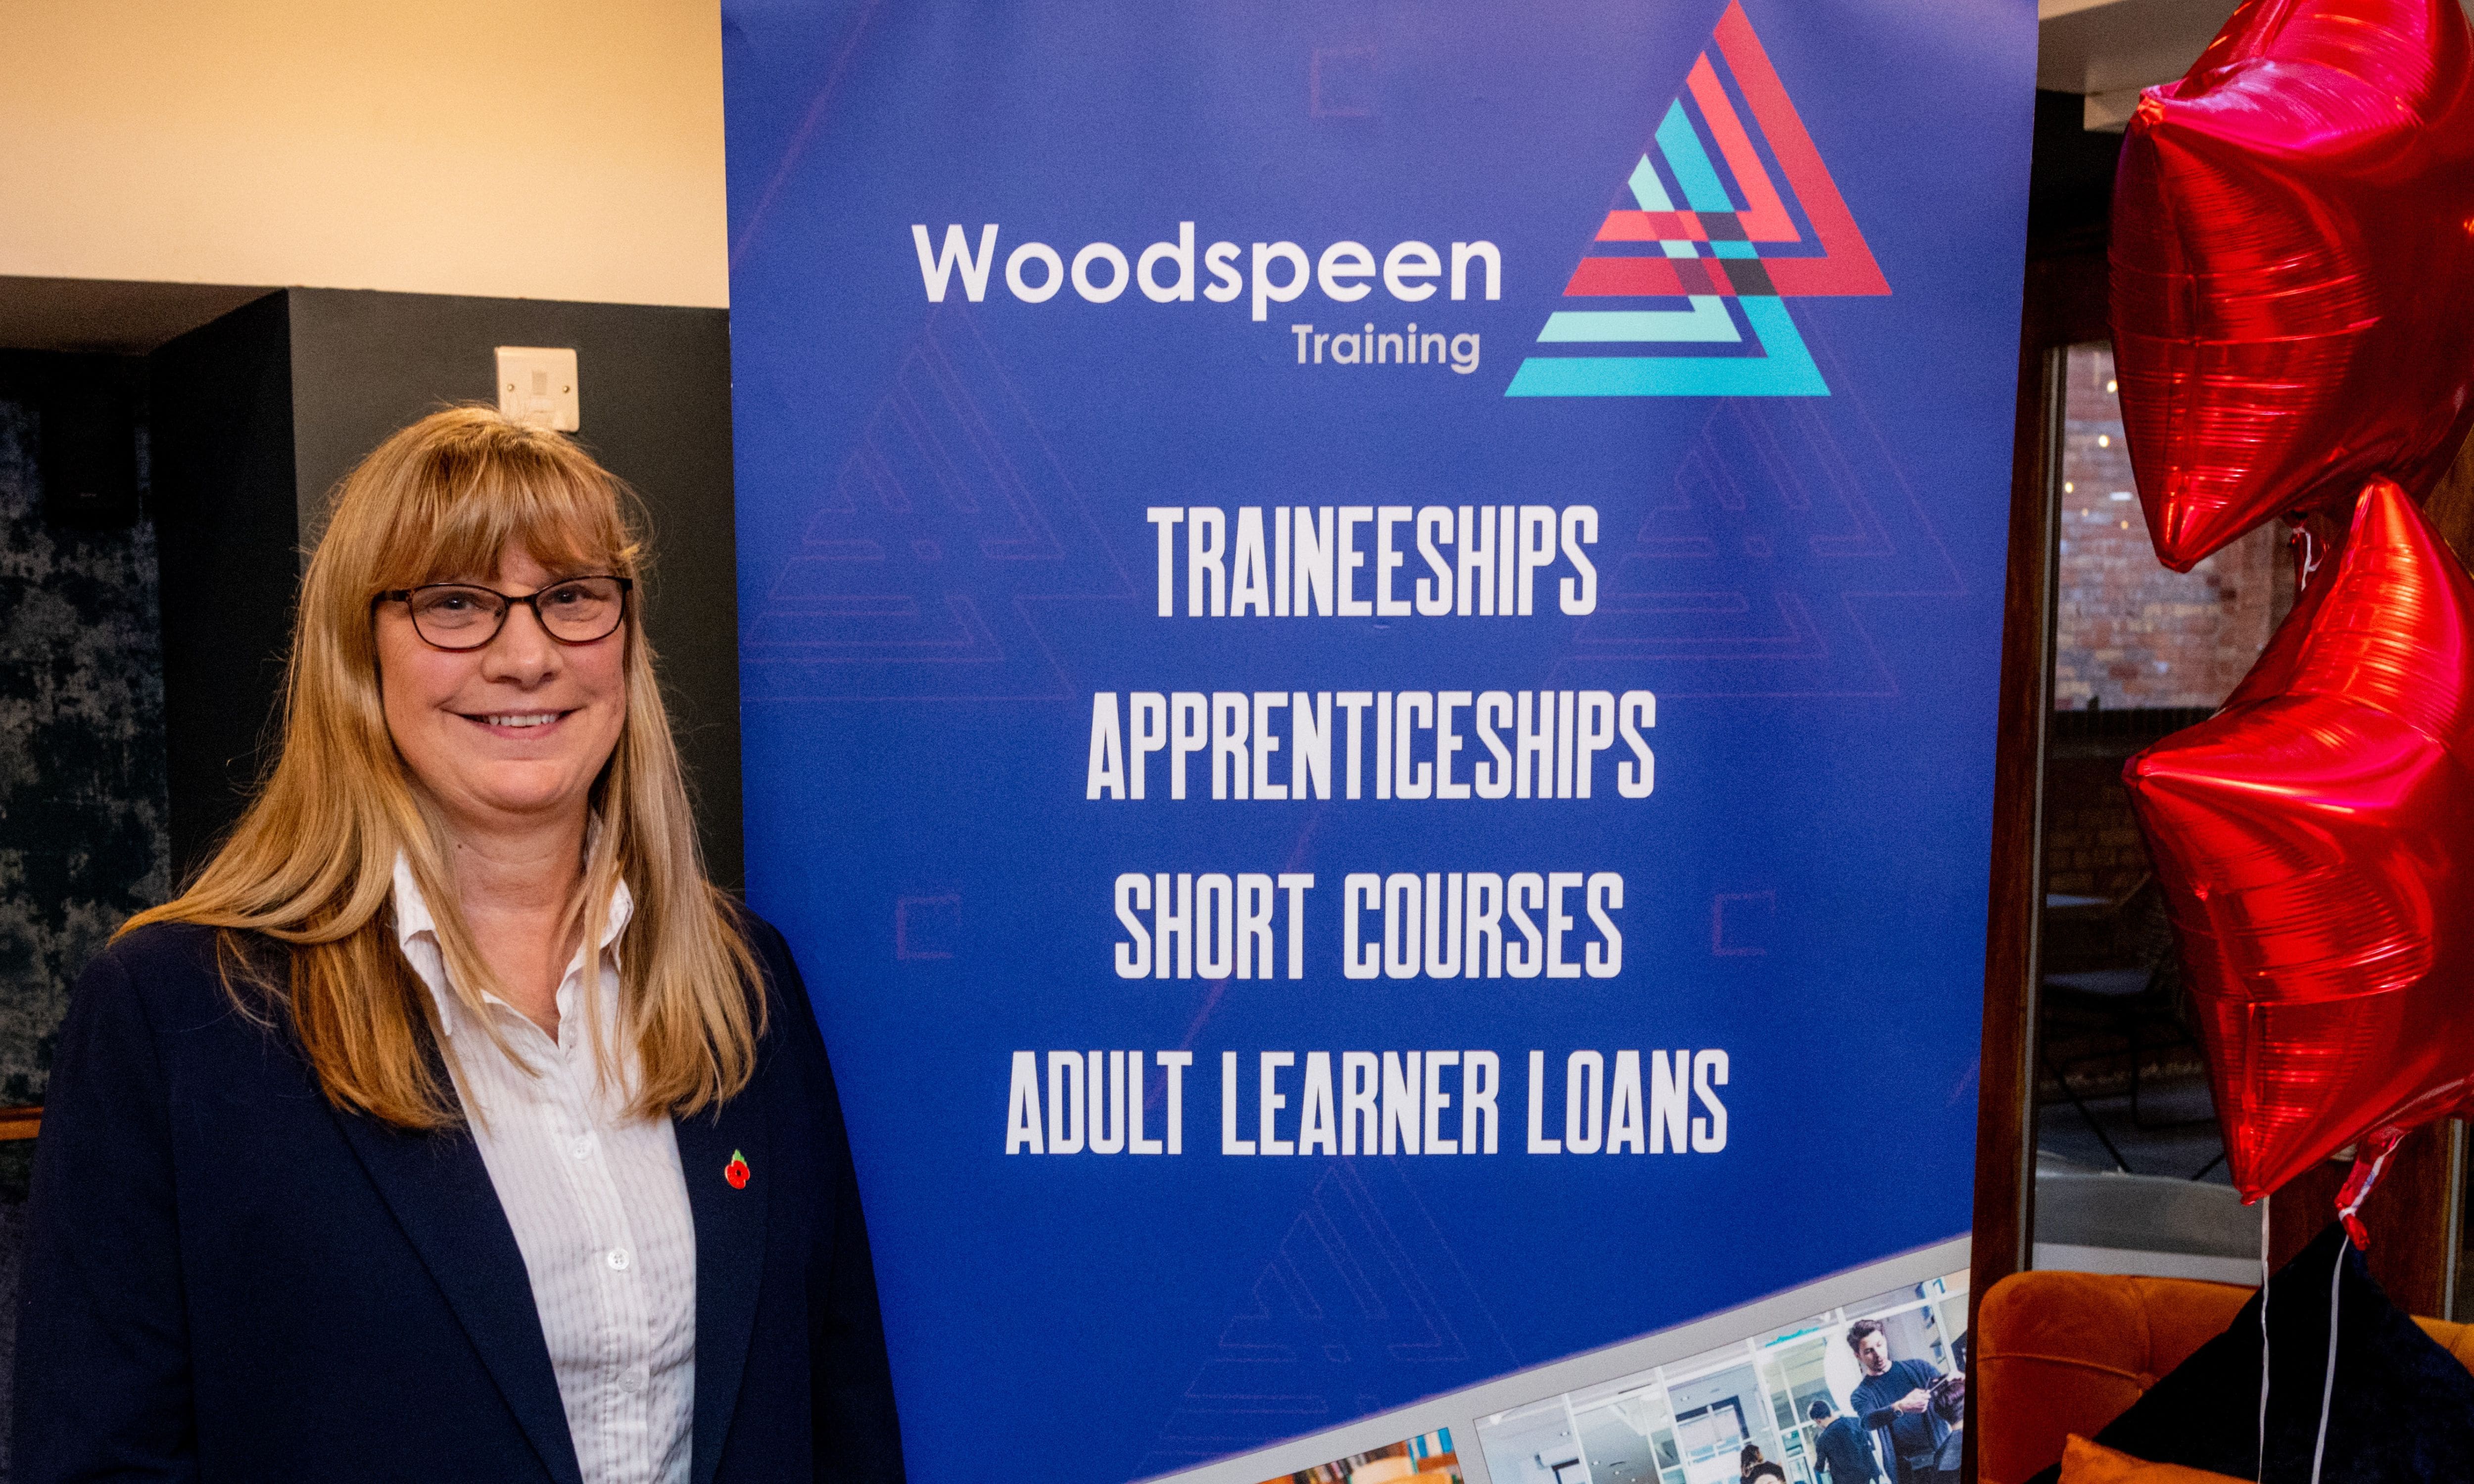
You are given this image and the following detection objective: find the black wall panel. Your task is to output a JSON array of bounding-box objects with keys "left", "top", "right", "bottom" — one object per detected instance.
[{"left": 149, "top": 291, "right": 298, "bottom": 880}]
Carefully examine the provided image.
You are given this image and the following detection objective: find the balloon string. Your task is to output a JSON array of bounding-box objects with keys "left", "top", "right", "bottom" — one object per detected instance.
[
  {"left": 2290, "top": 1132, "right": 2397, "bottom": 1481},
  {"left": 2259, "top": 1199, "right": 2271, "bottom": 1482},
  {"left": 2310, "top": 1234, "right": 2344, "bottom": 1484}
]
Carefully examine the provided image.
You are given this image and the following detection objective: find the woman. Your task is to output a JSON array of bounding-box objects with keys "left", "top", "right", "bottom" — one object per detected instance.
[{"left": 15, "top": 407, "right": 904, "bottom": 1484}]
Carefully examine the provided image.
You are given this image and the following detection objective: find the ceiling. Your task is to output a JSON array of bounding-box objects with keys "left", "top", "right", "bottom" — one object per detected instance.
[
  {"left": 2037, "top": 0, "right": 2243, "bottom": 129},
  {"left": 0, "top": 276, "right": 274, "bottom": 355}
]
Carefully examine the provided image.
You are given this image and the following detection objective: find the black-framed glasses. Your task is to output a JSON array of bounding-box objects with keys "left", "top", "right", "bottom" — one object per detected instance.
[{"left": 375, "top": 575, "right": 633, "bottom": 650}]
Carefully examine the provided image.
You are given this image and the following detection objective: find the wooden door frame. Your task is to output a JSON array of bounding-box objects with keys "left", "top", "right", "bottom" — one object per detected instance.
[
  {"left": 1960, "top": 250, "right": 2108, "bottom": 1484},
  {"left": 1970, "top": 248, "right": 2109, "bottom": 1313}
]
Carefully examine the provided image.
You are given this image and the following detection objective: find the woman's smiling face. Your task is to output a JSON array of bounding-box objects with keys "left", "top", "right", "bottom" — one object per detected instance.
[{"left": 376, "top": 541, "right": 626, "bottom": 837}]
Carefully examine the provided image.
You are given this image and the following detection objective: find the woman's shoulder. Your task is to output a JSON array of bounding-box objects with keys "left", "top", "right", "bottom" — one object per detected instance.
[
  {"left": 719, "top": 900, "right": 799, "bottom": 989},
  {"left": 87, "top": 919, "right": 220, "bottom": 991},
  {"left": 33, "top": 924, "right": 276, "bottom": 1090},
  {"left": 720, "top": 903, "right": 832, "bottom": 1053},
  {"left": 99, "top": 918, "right": 224, "bottom": 970},
  {"left": 83, "top": 920, "right": 274, "bottom": 1023}
]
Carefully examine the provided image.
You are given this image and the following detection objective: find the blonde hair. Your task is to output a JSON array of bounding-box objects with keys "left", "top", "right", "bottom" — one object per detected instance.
[{"left": 123, "top": 405, "right": 762, "bottom": 1129}]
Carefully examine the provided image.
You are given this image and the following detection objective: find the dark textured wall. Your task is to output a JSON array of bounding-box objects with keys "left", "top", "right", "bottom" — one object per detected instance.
[
  {"left": 0, "top": 362, "right": 175, "bottom": 1483},
  {"left": 149, "top": 293, "right": 297, "bottom": 881},
  {"left": 0, "top": 376, "right": 172, "bottom": 1107}
]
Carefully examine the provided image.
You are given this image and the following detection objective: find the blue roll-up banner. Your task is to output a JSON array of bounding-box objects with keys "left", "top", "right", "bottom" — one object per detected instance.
[{"left": 722, "top": 1, "right": 2033, "bottom": 1478}]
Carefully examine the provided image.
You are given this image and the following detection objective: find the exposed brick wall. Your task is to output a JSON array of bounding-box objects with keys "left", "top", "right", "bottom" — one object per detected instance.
[
  {"left": 2052, "top": 345, "right": 2293, "bottom": 712},
  {"left": 2041, "top": 344, "right": 2296, "bottom": 927}
]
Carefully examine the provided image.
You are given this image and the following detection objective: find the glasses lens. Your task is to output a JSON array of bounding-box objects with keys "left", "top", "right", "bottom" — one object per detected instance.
[
  {"left": 538, "top": 577, "right": 625, "bottom": 642},
  {"left": 409, "top": 586, "right": 505, "bottom": 646}
]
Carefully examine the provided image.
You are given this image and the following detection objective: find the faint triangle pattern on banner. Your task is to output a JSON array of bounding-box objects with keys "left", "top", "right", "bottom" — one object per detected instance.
[
  {"left": 1536, "top": 342, "right": 1970, "bottom": 698},
  {"left": 1506, "top": 0, "right": 1888, "bottom": 399},
  {"left": 738, "top": 306, "right": 1136, "bottom": 701},
  {"left": 1134, "top": 1161, "right": 1518, "bottom": 1480}
]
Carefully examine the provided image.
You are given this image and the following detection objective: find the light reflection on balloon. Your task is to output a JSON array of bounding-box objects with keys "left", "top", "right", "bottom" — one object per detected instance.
[
  {"left": 2110, "top": 0, "right": 2474, "bottom": 571},
  {"left": 2124, "top": 479, "right": 2474, "bottom": 1203}
]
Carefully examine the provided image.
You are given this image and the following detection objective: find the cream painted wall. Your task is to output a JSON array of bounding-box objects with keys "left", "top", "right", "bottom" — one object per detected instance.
[{"left": 0, "top": 0, "right": 728, "bottom": 308}]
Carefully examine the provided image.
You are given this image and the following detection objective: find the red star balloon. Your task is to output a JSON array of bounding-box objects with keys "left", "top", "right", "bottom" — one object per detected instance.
[
  {"left": 2110, "top": 0, "right": 2474, "bottom": 572},
  {"left": 2125, "top": 478, "right": 2474, "bottom": 1202}
]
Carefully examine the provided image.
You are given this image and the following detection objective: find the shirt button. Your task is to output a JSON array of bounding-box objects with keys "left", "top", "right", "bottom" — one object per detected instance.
[
  {"left": 618, "top": 1364, "right": 647, "bottom": 1394},
  {"left": 606, "top": 1249, "right": 630, "bottom": 1272},
  {"left": 571, "top": 1135, "right": 595, "bottom": 1159}
]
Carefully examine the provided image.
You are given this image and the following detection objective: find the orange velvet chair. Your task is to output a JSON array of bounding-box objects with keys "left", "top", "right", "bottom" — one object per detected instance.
[{"left": 1974, "top": 1269, "right": 2474, "bottom": 1484}]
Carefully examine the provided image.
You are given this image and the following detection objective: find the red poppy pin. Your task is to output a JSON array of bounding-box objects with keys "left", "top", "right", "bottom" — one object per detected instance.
[{"left": 724, "top": 1150, "right": 751, "bottom": 1189}]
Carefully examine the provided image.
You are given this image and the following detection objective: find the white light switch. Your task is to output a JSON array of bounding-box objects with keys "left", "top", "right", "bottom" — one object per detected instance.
[{"left": 495, "top": 346, "right": 580, "bottom": 431}]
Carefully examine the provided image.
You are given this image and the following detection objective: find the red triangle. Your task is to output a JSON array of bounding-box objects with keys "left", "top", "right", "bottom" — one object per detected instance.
[{"left": 1561, "top": 1, "right": 1887, "bottom": 301}]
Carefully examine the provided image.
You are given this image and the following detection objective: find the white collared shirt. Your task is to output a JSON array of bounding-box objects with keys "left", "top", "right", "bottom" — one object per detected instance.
[{"left": 393, "top": 856, "right": 696, "bottom": 1484}]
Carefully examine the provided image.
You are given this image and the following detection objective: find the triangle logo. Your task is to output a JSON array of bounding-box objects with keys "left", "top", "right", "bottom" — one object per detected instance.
[{"left": 1506, "top": 1, "right": 1889, "bottom": 398}]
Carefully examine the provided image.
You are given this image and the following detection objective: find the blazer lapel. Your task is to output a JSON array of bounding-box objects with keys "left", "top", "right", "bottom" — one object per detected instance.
[
  {"left": 332, "top": 1110, "right": 584, "bottom": 1484},
  {"left": 676, "top": 1087, "right": 770, "bottom": 1484}
]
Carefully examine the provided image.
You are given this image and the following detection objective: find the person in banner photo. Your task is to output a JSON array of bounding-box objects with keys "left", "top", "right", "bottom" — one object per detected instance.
[
  {"left": 14, "top": 408, "right": 904, "bottom": 1484},
  {"left": 1846, "top": 1319, "right": 1961, "bottom": 1484},
  {"left": 1807, "top": 1396, "right": 1881, "bottom": 1484}
]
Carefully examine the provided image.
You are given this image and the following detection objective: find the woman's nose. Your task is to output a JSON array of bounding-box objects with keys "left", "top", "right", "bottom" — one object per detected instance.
[{"left": 481, "top": 602, "right": 560, "bottom": 677}]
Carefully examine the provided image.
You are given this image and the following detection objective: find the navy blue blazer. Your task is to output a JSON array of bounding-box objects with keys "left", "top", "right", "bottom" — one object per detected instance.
[{"left": 13, "top": 915, "right": 905, "bottom": 1484}]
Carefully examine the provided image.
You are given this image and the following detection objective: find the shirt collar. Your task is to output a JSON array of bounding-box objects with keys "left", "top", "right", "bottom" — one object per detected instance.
[{"left": 391, "top": 847, "right": 635, "bottom": 1036}]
